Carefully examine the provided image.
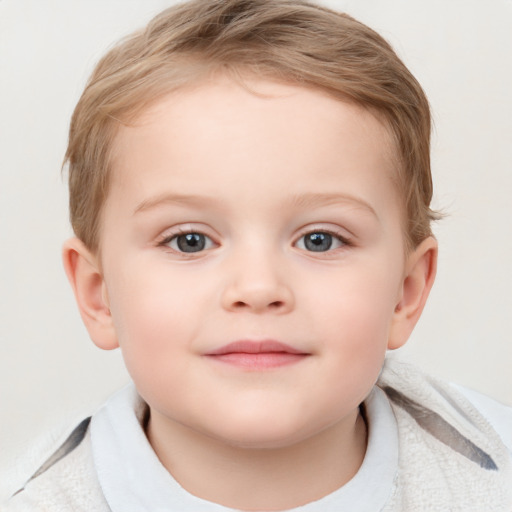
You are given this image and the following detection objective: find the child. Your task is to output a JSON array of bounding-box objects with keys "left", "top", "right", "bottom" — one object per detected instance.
[{"left": 5, "top": 0, "right": 512, "bottom": 510}]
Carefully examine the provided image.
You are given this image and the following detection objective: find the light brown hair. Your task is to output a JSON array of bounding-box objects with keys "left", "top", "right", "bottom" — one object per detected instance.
[{"left": 65, "top": 0, "right": 439, "bottom": 252}]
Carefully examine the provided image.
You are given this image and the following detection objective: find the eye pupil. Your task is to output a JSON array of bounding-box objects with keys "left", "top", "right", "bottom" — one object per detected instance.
[
  {"left": 177, "top": 233, "right": 205, "bottom": 252},
  {"left": 305, "top": 232, "right": 332, "bottom": 252}
]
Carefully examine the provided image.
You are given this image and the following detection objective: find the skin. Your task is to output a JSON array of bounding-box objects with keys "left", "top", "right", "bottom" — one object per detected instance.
[{"left": 63, "top": 77, "right": 437, "bottom": 511}]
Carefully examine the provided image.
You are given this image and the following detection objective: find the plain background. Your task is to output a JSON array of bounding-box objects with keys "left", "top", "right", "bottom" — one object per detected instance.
[{"left": 1, "top": 0, "right": 511, "bottom": 499}]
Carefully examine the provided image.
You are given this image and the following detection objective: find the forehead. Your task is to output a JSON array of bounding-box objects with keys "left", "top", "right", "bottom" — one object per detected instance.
[{"left": 107, "top": 77, "right": 401, "bottom": 225}]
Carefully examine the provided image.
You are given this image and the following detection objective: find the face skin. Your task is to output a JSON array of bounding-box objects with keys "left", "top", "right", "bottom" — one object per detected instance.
[{"left": 64, "top": 76, "right": 437, "bottom": 510}]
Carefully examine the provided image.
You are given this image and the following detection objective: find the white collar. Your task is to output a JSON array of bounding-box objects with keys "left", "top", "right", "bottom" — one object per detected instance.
[{"left": 90, "top": 383, "right": 398, "bottom": 512}]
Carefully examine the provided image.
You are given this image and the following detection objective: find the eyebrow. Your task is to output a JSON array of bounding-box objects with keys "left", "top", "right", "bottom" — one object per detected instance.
[
  {"left": 288, "top": 192, "right": 378, "bottom": 218},
  {"left": 133, "top": 193, "right": 220, "bottom": 215},
  {"left": 134, "top": 191, "right": 378, "bottom": 218}
]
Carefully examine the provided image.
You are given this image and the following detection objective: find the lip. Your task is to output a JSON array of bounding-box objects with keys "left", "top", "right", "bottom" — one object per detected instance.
[{"left": 204, "top": 340, "right": 310, "bottom": 370}]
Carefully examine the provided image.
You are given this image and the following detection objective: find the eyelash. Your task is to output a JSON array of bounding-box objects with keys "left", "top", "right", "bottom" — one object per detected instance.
[
  {"left": 157, "top": 228, "right": 217, "bottom": 255},
  {"left": 295, "top": 228, "right": 352, "bottom": 253},
  {"left": 157, "top": 226, "right": 352, "bottom": 256}
]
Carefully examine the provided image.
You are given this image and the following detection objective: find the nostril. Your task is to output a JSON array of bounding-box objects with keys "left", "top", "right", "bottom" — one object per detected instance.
[
  {"left": 231, "top": 300, "right": 284, "bottom": 310},
  {"left": 222, "top": 284, "right": 294, "bottom": 313}
]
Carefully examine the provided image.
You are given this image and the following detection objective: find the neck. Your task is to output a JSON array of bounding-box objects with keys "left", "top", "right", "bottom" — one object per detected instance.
[{"left": 146, "top": 408, "right": 367, "bottom": 511}]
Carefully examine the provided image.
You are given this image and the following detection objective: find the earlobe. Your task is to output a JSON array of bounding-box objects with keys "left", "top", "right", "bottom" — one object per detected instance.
[
  {"left": 388, "top": 236, "right": 438, "bottom": 350},
  {"left": 62, "top": 238, "right": 119, "bottom": 351}
]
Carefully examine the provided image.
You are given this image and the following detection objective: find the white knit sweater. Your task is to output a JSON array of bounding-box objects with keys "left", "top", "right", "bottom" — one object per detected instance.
[{"left": 4, "top": 360, "right": 512, "bottom": 511}]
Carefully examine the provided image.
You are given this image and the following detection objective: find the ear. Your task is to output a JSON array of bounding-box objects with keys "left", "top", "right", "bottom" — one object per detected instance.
[
  {"left": 387, "top": 236, "right": 438, "bottom": 350},
  {"left": 62, "top": 238, "right": 119, "bottom": 350}
]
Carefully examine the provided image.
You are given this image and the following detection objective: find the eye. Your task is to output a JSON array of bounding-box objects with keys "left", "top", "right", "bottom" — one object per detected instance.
[
  {"left": 165, "top": 232, "right": 215, "bottom": 253},
  {"left": 296, "top": 231, "right": 346, "bottom": 252}
]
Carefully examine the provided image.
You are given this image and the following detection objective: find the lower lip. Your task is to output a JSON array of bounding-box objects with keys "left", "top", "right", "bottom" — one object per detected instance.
[{"left": 206, "top": 352, "right": 308, "bottom": 370}]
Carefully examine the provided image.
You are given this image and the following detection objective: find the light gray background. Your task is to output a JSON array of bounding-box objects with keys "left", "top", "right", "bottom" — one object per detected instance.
[{"left": 1, "top": 0, "right": 511, "bottom": 499}]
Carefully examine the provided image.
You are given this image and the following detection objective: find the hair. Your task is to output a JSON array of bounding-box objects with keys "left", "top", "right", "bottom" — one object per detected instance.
[{"left": 65, "top": 0, "right": 440, "bottom": 252}]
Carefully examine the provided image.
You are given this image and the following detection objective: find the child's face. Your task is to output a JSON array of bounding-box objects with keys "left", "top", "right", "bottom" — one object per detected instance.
[{"left": 93, "top": 77, "right": 421, "bottom": 448}]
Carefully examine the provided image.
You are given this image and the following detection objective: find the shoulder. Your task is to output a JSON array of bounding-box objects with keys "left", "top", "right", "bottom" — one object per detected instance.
[
  {"left": 378, "top": 357, "right": 512, "bottom": 452},
  {"left": 3, "top": 418, "right": 109, "bottom": 512},
  {"left": 451, "top": 383, "right": 512, "bottom": 453},
  {"left": 377, "top": 357, "right": 512, "bottom": 511}
]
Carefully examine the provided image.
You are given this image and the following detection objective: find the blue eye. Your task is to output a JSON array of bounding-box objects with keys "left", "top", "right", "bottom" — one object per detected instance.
[
  {"left": 297, "top": 232, "right": 345, "bottom": 252},
  {"left": 167, "top": 233, "right": 214, "bottom": 253}
]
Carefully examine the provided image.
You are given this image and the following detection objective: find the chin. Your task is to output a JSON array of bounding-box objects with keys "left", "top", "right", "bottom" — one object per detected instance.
[
  {"left": 215, "top": 431, "right": 306, "bottom": 451},
  {"left": 200, "top": 413, "right": 322, "bottom": 451}
]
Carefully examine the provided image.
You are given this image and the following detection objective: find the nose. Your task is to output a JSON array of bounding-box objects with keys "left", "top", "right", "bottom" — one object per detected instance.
[{"left": 220, "top": 251, "right": 294, "bottom": 314}]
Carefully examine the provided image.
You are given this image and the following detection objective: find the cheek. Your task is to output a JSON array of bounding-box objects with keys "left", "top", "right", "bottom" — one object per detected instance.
[
  {"left": 308, "top": 259, "right": 399, "bottom": 333},
  {"left": 110, "top": 293, "right": 198, "bottom": 407},
  {"left": 105, "top": 266, "right": 199, "bottom": 371},
  {"left": 306, "top": 260, "right": 400, "bottom": 388}
]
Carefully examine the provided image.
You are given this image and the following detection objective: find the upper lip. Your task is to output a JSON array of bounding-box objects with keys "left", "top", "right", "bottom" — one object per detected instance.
[{"left": 205, "top": 340, "right": 308, "bottom": 355}]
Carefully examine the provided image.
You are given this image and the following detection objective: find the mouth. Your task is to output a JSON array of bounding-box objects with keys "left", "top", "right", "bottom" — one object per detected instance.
[{"left": 204, "top": 340, "right": 310, "bottom": 370}]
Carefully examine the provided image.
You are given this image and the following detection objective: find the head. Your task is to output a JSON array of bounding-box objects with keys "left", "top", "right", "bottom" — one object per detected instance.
[
  {"left": 63, "top": 0, "right": 438, "bottom": 450},
  {"left": 66, "top": 0, "right": 438, "bottom": 254}
]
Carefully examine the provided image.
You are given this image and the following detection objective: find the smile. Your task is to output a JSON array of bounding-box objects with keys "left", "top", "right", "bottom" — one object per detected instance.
[{"left": 204, "top": 340, "right": 310, "bottom": 370}]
